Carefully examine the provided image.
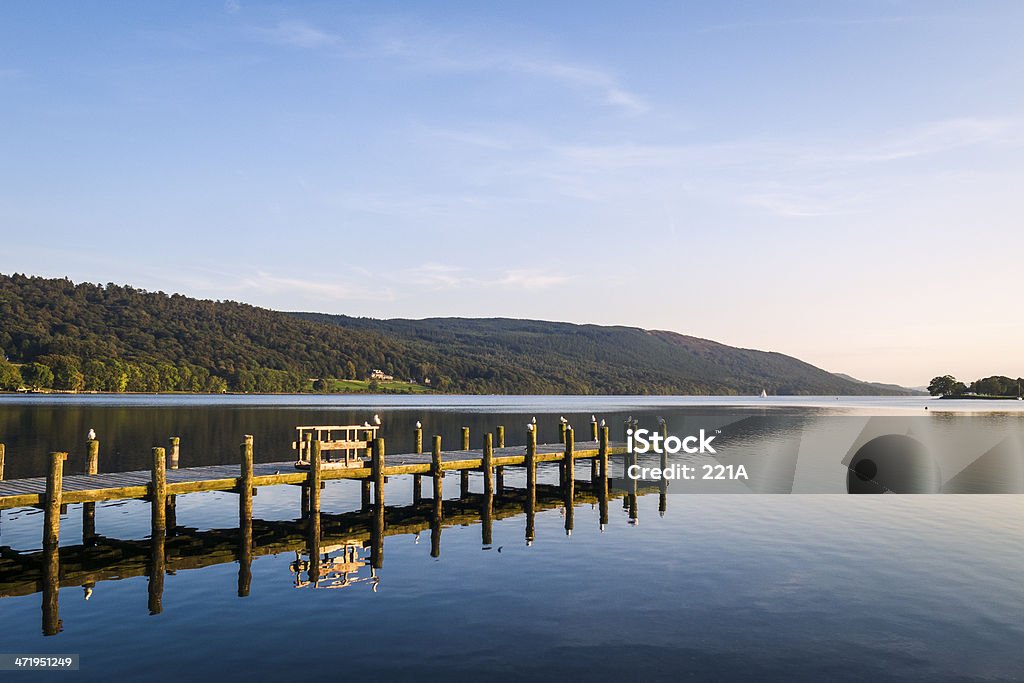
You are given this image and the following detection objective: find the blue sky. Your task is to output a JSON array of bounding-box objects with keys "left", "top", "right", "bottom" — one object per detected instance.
[{"left": 2, "top": 1, "right": 1022, "bottom": 386}]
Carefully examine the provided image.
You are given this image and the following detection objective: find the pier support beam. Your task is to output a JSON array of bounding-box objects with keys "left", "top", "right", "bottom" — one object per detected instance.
[
  {"left": 599, "top": 426, "right": 609, "bottom": 530},
  {"left": 42, "top": 451, "right": 66, "bottom": 636},
  {"left": 309, "top": 440, "right": 322, "bottom": 515},
  {"left": 525, "top": 426, "right": 537, "bottom": 545},
  {"left": 166, "top": 437, "right": 179, "bottom": 534},
  {"left": 413, "top": 425, "right": 423, "bottom": 504},
  {"left": 372, "top": 436, "right": 386, "bottom": 569},
  {"left": 564, "top": 427, "right": 574, "bottom": 535},
  {"left": 83, "top": 439, "right": 99, "bottom": 547},
  {"left": 460, "top": 427, "right": 470, "bottom": 497},
  {"left": 0, "top": 442, "right": 5, "bottom": 480},
  {"left": 482, "top": 433, "right": 494, "bottom": 497},
  {"left": 149, "top": 447, "right": 166, "bottom": 616},
  {"left": 495, "top": 425, "right": 505, "bottom": 493},
  {"left": 431, "top": 436, "right": 443, "bottom": 507},
  {"left": 238, "top": 435, "right": 253, "bottom": 597}
]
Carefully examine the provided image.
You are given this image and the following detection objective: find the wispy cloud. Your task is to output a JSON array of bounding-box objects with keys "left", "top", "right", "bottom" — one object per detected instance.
[
  {"left": 251, "top": 21, "right": 338, "bottom": 49},
  {"left": 379, "top": 30, "right": 647, "bottom": 114}
]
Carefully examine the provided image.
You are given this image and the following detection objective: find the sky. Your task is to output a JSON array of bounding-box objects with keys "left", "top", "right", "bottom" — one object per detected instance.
[{"left": 1, "top": 1, "right": 1022, "bottom": 387}]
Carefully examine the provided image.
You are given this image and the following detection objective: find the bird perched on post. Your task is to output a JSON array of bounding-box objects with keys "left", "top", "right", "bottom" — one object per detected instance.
[
  {"left": 591, "top": 415, "right": 596, "bottom": 423},
  {"left": 527, "top": 423, "right": 534, "bottom": 432},
  {"left": 87, "top": 428, "right": 96, "bottom": 441},
  {"left": 373, "top": 414, "right": 381, "bottom": 426},
  {"left": 559, "top": 416, "right": 567, "bottom": 424},
  {"left": 415, "top": 420, "right": 421, "bottom": 429},
  {"left": 600, "top": 419, "right": 606, "bottom": 427}
]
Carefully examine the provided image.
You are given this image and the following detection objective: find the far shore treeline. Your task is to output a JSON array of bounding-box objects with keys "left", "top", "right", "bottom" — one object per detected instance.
[
  {"left": 928, "top": 374, "right": 1023, "bottom": 398},
  {"left": 0, "top": 273, "right": 915, "bottom": 396}
]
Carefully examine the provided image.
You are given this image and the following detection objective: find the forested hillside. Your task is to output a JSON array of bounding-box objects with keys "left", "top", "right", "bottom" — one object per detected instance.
[{"left": 0, "top": 273, "right": 909, "bottom": 395}]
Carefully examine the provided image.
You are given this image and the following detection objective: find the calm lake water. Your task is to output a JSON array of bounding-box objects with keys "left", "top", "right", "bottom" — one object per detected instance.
[{"left": 2, "top": 395, "right": 1024, "bottom": 681}]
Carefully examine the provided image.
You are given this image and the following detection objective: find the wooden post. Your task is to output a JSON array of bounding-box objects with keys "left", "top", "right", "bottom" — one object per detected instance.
[
  {"left": 526, "top": 426, "right": 536, "bottom": 543},
  {"left": 413, "top": 424, "right": 423, "bottom": 504},
  {"left": 168, "top": 436, "right": 180, "bottom": 469},
  {"left": 239, "top": 435, "right": 253, "bottom": 597},
  {"left": 591, "top": 419, "right": 599, "bottom": 442},
  {"left": 309, "top": 440, "right": 322, "bottom": 514},
  {"left": 590, "top": 420, "right": 599, "bottom": 479},
  {"left": 42, "top": 452, "right": 66, "bottom": 636},
  {"left": 564, "top": 426, "right": 575, "bottom": 489},
  {"left": 84, "top": 439, "right": 99, "bottom": 546},
  {"left": 495, "top": 425, "right": 505, "bottom": 493},
  {"left": 459, "top": 427, "right": 470, "bottom": 496},
  {"left": 659, "top": 421, "right": 668, "bottom": 516},
  {"left": 599, "top": 426, "right": 610, "bottom": 529},
  {"left": 431, "top": 435, "right": 443, "bottom": 558},
  {"left": 151, "top": 447, "right": 166, "bottom": 535},
  {"left": 147, "top": 447, "right": 166, "bottom": 616},
  {"left": 431, "top": 435, "right": 443, "bottom": 508},
  {"left": 86, "top": 439, "right": 100, "bottom": 475},
  {"left": 301, "top": 483, "right": 311, "bottom": 518},
  {"left": 361, "top": 480, "right": 371, "bottom": 511},
  {"left": 372, "top": 437, "right": 385, "bottom": 509},
  {"left": 564, "top": 427, "right": 575, "bottom": 535},
  {"left": 0, "top": 442, "right": 5, "bottom": 480},
  {"left": 166, "top": 437, "right": 179, "bottom": 534},
  {"left": 371, "top": 436, "right": 385, "bottom": 569},
  {"left": 482, "top": 432, "right": 494, "bottom": 497},
  {"left": 559, "top": 422, "right": 567, "bottom": 444}
]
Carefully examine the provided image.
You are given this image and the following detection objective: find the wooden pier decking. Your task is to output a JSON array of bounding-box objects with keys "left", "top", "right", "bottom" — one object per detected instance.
[{"left": 0, "top": 440, "right": 625, "bottom": 510}]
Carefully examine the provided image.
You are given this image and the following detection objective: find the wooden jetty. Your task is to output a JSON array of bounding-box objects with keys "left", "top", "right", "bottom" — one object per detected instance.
[{"left": 0, "top": 420, "right": 660, "bottom": 636}]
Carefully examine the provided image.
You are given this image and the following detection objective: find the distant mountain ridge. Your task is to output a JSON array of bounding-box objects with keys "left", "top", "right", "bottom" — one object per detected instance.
[
  {"left": 0, "top": 272, "right": 912, "bottom": 394},
  {"left": 292, "top": 313, "right": 914, "bottom": 395},
  {"left": 833, "top": 373, "right": 924, "bottom": 396}
]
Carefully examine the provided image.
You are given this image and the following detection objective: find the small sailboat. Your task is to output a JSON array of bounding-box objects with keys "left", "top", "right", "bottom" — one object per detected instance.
[{"left": 760, "top": 389, "right": 768, "bottom": 398}]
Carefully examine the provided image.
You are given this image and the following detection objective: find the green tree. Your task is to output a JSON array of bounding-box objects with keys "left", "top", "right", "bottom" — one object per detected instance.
[
  {"left": 0, "top": 358, "right": 22, "bottom": 390},
  {"left": 928, "top": 375, "right": 966, "bottom": 397},
  {"left": 38, "top": 355, "right": 85, "bottom": 391},
  {"left": 345, "top": 360, "right": 357, "bottom": 380},
  {"left": 22, "top": 362, "right": 54, "bottom": 389}
]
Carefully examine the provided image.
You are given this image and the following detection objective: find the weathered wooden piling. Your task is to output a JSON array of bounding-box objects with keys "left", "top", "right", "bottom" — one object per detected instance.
[
  {"left": 239, "top": 435, "right": 253, "bottom": 597},
  {"left": 413, "top": 424, "right": 423, "bottom": 503},
  {"left": 86, "top": 438, "right": 100, "bottom": 475},
  {"left": 83, "top": 439, "right": 99, "bottom": 546},
  {"left": 460, "top": 427, "right": 470, "bottom": 496},
  {"left": 168, "top": 436, "right": 180, "bottom": 469},
  {"left": 43, "top": 452, "right": 66, "bottom": 551},
  {"left": 151, "top": 447, "right": 166, "bottom": 535},
  {"left": 308, "top": 440, "right": 322, "bottom": 514},
  {"left": 150, "top": 447, "right": 169, "bottom": 614},
  {"left": 372, "top": 437, "right": 385, "bottom": 509},
  {"left": 599, "top": 429, "right": 610, "bottom": 529},
  {"left": 0, "top": 442, "right": 5, "bottom": 480},
  {"left": 495, "top": 425, "right": 505, "bottom": 493},
  {"left": 564, "top": 427, "right": 575, "bottom": 535},
  {"left": 659, "top": 421, "right": 668, "bottom": 515},
  {"left": 559, "top": 422, "right": 567, "bottom": 444},
  {"left": 525, "top": 426, "right": 537, "bottom": 542},
  {"left": 166, "top": 437, "right": 179, "bottom": 533},
  {"left": 43, "top": 454, "right": 64, "bottom": 636},
  {"left": 482, "top": 432, "right": 494, "bottom": 497},
  {"left": 431, "top": 435, "right": 443, "bottom": 508}
]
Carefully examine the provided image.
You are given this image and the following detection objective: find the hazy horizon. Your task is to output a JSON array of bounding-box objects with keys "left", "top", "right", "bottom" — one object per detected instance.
[{"left": 2, "top": 1, "right": 1022, "bottom": 387}]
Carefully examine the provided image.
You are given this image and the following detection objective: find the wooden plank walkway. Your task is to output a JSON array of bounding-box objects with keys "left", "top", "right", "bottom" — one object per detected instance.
[{"left": 0, "top": 441, "right": 627, "bottom": 510}]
